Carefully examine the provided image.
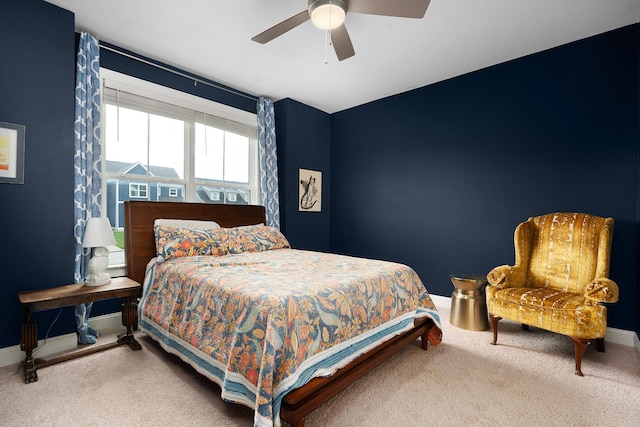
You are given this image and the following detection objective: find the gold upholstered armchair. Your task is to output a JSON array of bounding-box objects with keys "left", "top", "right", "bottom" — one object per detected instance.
[{"left": 486, "top": 212, "right": 619, "bottom": 376}]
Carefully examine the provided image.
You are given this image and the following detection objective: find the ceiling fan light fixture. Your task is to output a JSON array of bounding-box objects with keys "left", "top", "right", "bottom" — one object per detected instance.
[{"left": 309, "top": 0, "right": 346, "bottom": 30}]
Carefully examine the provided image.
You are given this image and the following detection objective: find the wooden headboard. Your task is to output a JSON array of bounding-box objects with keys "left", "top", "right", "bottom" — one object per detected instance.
[{"left": 124, "top": 201, "right": 266, "bottom": 284}]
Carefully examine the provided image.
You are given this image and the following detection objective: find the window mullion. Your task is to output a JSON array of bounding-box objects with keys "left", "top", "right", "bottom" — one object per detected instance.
[
  {"left": 146, "top": 113, "right": 151, "bottom": 176},
  {"left": 222, "top": 131, "right": 226, "bottom": 183},
  {"left": 185, "top": 119, "right": 196, "bottom": 202}
]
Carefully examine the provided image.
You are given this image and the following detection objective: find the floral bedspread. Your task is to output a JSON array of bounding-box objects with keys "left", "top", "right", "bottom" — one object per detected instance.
[{"left": 139, "top": 248, "right": 440, "bottom": 427}]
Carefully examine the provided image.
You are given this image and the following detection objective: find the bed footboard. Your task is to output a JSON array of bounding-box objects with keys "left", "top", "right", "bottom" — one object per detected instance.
[{"left": 280, "top": 317, "right": 441, "bottom": 427}]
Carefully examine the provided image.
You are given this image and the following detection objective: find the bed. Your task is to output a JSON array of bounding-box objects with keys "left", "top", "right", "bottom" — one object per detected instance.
[{"left": 124, "top": 200, "right": 442, "bottom": 427}]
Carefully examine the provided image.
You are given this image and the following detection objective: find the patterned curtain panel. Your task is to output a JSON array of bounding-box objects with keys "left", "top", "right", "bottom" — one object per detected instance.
[
  {"left": 73, "top": 32, "right": 103, "bottom": 284},
  {"left": 257, "top": 97, "right": 280, "bottom": 229}
]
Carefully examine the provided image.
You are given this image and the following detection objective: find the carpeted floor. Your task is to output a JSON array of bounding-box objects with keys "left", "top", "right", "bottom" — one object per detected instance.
[{"left": 1, "top": 304, "right": 639, "bottom": 426}]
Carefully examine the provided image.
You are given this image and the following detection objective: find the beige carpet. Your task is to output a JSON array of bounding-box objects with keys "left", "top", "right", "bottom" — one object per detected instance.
[{"left": 1, "top": 305, "right": 639, "bottom": 426}]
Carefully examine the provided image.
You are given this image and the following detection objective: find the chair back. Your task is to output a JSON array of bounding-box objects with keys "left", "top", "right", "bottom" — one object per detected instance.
[{"left": 524, "top": 213, "right": 613, "bottom": 293}]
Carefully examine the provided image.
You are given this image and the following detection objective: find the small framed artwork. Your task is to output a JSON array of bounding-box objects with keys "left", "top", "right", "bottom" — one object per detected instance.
[
  {"left": 0, "top": 121, "right": 26, "bottom": 184},
  {"left": 299, "top": 168, "right": 322, "bottom": 212}
]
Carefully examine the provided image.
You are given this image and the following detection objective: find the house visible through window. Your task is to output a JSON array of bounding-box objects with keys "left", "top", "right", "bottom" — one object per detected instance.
[{"left": 100, "top": 68, "right": 259, "bottom": 272}]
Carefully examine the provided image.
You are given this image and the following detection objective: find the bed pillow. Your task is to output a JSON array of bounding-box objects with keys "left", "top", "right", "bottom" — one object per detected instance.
[
  {"left": 227, "top": 224, "right": 290, "bottom": 254},
  {"left": 154, "top": 225, "right": 230, "bottom": 262},
  {"left": 154, "top": 218, "right": 220, "bottom": 230}
]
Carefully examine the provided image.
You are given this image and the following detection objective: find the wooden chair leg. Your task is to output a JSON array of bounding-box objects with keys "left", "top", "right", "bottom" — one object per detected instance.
[
  {"left": 568, "top": 337, "right": 591, "bottom": 376},
  {"left": 596, "top": 337, "right": 605, "bottom": 352},
  {"left": 489, "top": 314, "right": 501, "bottom": 345}
]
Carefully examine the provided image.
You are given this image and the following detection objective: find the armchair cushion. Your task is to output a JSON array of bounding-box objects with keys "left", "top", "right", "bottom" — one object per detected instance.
[{"left": 486, "top": 286, "right": 607, "bottom": 339}]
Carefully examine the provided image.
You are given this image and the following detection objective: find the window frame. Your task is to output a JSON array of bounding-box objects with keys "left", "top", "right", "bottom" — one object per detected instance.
[
  {"left": 100, "top": 68, "right": 260, "bottom": 208},
  {"left": 99, "top": 68, "right": 260, "bottom": 275}
]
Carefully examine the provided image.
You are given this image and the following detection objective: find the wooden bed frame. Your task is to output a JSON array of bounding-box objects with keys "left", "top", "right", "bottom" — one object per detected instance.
[{"left": 124, "top": 200, "right": 441, "bottom": 427}]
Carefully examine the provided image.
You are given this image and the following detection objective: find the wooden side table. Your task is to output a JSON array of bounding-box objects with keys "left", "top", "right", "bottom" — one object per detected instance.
[{"left": 18, "top": 276, "right": 142, "bottom": 383}]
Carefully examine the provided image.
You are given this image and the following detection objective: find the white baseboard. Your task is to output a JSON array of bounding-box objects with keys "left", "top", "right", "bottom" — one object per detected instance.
[
  {"left": 0, "top": 313, "right": 122, "bottom": 368},
  {"left": 2, "top": 296, "right": 639, "bottom": 367},
  {"left": 429, "top": 293, "right": 639, "bottom": 349},
  {"left": 429, "top": 294, "right": 452, "bottom": 310}
]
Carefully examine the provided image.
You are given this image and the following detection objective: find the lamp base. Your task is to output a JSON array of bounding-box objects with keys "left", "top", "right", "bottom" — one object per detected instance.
[
  {"left": 84, "top": 277, "right": 112, "bottom": 287},
  {"left": 85, "top": 246, "right": 111, "bottom": 287}
]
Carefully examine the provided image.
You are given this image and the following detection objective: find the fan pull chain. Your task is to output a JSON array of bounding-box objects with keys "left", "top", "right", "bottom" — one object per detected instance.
[
  {"left": 324, "top": 29, "right": 330, "bottom": 64},
  {"left": 327, "top": 0, "right": 333, "bottom": 64}
]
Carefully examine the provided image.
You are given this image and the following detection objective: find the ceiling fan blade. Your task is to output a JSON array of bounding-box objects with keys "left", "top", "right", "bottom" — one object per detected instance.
[
  {"left": 331, "top": 25, "right": 355, "bottom": 61},
  {"left": 251, "top": 10, "right": 310, "bottom": 44},
  {"left": 348, "top": 0, "right": 430, "bottom": 19}
]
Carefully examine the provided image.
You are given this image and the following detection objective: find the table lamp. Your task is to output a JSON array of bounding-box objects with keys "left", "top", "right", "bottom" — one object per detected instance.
[{"left": 82, "top": 216, "right": 116, "bottom": 286}]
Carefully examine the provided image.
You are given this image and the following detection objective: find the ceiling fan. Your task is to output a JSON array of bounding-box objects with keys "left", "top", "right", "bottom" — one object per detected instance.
[{"left": 251, "top": 0, "right": 431, "bottom": 61}]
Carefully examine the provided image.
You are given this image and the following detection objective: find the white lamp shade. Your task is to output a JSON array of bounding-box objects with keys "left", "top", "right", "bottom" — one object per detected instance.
[
  {"left": 82, "top": 217, "right": 116, "bottom": 248},
  {"left": 310, "top": 1, "right": 346, "bottom": 30}
]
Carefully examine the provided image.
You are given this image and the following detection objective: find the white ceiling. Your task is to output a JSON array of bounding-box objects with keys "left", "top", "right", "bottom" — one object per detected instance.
[{"left": 46, "top": 0, "right": 640, "bottom": 114}]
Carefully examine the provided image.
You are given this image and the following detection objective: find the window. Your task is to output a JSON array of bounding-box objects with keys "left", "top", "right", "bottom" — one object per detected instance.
[
  {"left": 100, "top": 69, "right": 259, "bottom": 272},
  {"left": 129, "top": 183, "right": 148, "bottom": 198}
]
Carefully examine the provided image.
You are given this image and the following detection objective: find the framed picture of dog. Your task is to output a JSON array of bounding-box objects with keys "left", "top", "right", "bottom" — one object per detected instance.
[{"left": 299, "top": 168, "right": 321, "bottom": 212}]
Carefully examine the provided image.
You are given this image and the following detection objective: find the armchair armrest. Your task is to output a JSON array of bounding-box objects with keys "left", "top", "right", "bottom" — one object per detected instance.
[
  {"left": 486, "top": 265, "right": 526, "bottom": 289},
  {"left": 585, "top": 278, "right": 619, "bottom": 304}
]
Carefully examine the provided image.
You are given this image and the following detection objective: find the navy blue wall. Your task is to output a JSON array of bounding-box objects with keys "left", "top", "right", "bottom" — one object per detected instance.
[
  {"left": 330, "top": 25, "right": 639, "bottom": 331},
  {"left": 275, "top": 98, "right": 331, "bottom": 252},
  {"left": 0, "top": 0, "right": 77, "bottom": 348},
  {"left": 1, "top": 0, "right": 638, "bottom": 350}
]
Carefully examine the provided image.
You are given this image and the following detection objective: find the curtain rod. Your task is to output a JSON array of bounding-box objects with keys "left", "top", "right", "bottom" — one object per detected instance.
[{"left": 99, "top": 44, "right": 259, "bottom": 103}]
